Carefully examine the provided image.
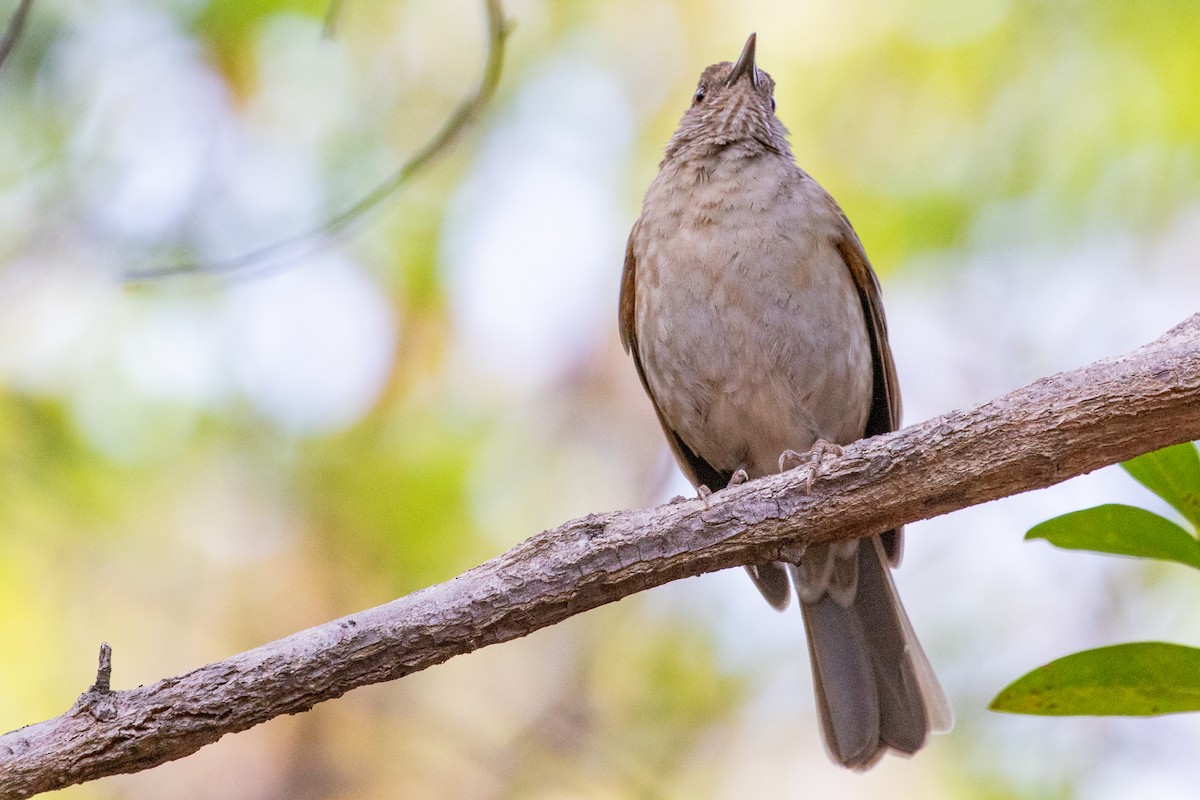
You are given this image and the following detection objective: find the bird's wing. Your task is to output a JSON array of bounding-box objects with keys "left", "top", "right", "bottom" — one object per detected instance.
[
  {"left": 835, "top": 226, "right": 904, "bottom": 564},
  {"left": 619, "top": 222, "right": 731, "bottom": 493}
]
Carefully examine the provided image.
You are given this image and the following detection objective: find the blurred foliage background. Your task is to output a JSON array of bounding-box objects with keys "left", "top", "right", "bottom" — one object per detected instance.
[{"left": 1, "top": 0, "right": 1199, "bottom": 797}]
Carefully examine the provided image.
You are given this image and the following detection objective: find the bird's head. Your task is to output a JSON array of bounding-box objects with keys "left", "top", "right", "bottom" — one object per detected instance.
[{"left": 664, "top": 33, "right": 790, "bottom": 162}]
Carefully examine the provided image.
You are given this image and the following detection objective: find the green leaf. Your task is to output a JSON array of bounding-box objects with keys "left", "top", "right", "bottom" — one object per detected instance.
[
  {"left": 1026, "top": 503, "right": 1200, "bottom": 569},
  {"left": 991, "top": 642, "right": 1200, "bottom": 716},
  {"left": 1122, "top": 442, "right": 1200, "bottom": 529}
]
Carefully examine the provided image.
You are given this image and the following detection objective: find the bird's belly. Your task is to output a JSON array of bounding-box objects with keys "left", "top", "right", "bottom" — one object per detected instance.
[{"left": 636, "top": 228, "right": 873, "bottom": 480}]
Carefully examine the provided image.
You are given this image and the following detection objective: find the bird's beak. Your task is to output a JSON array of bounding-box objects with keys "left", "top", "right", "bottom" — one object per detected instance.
[{"left": 727, "top": 33, "right": 759, "bottom": 88}]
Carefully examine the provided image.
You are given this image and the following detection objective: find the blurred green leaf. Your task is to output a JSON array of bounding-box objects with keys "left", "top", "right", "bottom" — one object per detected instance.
[
  {"left": 991, "top": 642, "right": 1200, "bottom": 716},
  {"left": 194, "top": 0, "right": 325, "bottom": 38},
  {"left": 1122, "top": 442, "right": 1200, "bottom": 529},
  {"left": 298, "top": 403, "right": 487, "bottom": 593},
  {"left": 193, "top": 0, "right": 326, "bottom": 94},
  {"left": 1026, "top": 503, "right": 1200, "bottom": 569},
  {"left": 588, "top": 611, "right": 746, "bottom": 775}
]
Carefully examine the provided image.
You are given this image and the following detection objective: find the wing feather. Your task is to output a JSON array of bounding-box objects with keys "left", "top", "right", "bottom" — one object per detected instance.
[
  {"left": 835, "top": 228, "right": 903, "bottom": 564},
  {"left": 619, "top": 223, "right": 730, "bottom": 492}
]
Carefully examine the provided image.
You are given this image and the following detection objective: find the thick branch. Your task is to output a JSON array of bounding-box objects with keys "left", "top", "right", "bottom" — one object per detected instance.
[{"left": 3, "top": 314, "right": 1200, "bottom": 796}]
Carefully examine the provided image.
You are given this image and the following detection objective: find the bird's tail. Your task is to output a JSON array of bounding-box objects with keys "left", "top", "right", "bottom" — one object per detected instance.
[{"left": 792, "top": 535, "right": 952, "bottom": 769}]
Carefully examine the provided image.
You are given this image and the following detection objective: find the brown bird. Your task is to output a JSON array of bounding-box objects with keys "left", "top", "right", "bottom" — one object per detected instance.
[{"left": 618, "top": 33, "right": 952, "bottom": 769}]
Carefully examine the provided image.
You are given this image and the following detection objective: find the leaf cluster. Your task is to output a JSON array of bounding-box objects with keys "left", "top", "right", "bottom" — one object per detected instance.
[{"left": 993, "top": 442, "right": 1200, "bottom": 716}]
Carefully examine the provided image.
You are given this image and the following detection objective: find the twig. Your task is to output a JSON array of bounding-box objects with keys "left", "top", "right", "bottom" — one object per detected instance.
[
  {"left": 2, "top": 313, "right": 1199, "bottom": 797},
  {"left": 123, "top": 0, "right": 511, "bottom": 282},
  {"left": 0, "top": 0, "right": 34, "bottom": 73},
  {"left": 72, "top": 645, "right": 118, "bottom": 727},
  {"left": 90, "top": 644, "right": 112, "bottom": 694},
  {"left": 322, "top": 0, "right": 346, "bottom": 39}
]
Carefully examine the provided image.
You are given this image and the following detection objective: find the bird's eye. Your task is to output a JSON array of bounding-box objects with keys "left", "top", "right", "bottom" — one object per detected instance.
[
  {"left": 693, "top": 86, "right": 706, "bottom": 105},
  {"left": 770, "top": 96, "right": 777, "bottom": 112}
]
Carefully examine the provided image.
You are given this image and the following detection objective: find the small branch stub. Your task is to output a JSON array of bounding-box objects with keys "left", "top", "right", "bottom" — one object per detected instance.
[
  {"left": 75, "top": 643, "right": 117, "bottom": 723},
  {"left": 91, "top": 643, "right": 112, "bottom": 694}
]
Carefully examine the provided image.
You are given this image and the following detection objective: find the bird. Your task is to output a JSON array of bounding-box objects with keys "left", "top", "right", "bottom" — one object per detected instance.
[{"left": 618, "top": 33, "right": 952, "bottom": 769}]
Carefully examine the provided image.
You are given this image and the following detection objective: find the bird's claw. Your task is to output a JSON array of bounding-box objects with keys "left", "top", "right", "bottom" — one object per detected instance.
[
  {"left": 697, "top": 484, "right": 712, "bottom": 509},
  {"left": 728, "top": 469, "right": 748, "bottom": 487},
  {"left": 778, "top": 449, "right": 805, "bottom": 473},
  {"left": 779, "top": 440, "right": 843, "bottom": 494}
]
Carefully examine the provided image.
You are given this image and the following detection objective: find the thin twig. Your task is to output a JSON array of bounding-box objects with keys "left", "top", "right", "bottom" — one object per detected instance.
[
  {"left": 123, "top": 0, "right": 510, "bottom": 282},
  {"left": 0, "top": 0, "right": 35, "bottom": 73},
  {"left": 321, "top": 0, "right": 345, "bottom": 40}
]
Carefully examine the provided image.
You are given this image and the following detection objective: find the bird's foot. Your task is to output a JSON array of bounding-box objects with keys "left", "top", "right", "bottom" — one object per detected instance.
[
  {"left": 778, "top": 440, "right": 844, "bottom": 493},
  {"left": 694, "top": 471, "right": 746, "bottom": 510}
]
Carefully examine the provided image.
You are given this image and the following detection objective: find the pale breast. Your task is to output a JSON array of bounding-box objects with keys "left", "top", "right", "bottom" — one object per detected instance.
[{"left": 632, "top": 154, "right": 873, "bottom": 479}]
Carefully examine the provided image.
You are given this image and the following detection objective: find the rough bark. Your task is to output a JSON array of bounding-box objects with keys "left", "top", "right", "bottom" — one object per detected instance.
[{"left": 2, "top": 313, "right": 1199, "bottom": 797}]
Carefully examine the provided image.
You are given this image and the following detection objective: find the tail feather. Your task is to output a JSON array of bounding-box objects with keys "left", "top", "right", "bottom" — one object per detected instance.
[
  {"left": 799, "top": 585, "right": 882, "bottom": 767},
  {"left": 745, "top": 562, "right": 791, "bottom": 611},
  {"left": 789, "top": 535, "right": 950, "bottom": 769}
]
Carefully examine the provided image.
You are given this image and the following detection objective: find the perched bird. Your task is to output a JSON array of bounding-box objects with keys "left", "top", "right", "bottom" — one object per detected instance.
[{"left": 618, "top": 33, "right": 952, "bottom": 769}]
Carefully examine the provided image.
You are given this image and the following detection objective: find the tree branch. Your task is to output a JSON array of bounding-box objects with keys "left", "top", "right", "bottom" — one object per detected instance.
[{"left": 3, "top": 313, "right": 1200, "bottom": 797}]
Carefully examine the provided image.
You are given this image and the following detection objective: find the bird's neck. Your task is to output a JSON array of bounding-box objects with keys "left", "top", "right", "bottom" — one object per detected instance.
[
  {"left": 662, "top": 131, "right": 790, "bottom": 168},
  {"left": 659, "top": 140, "right": 794, "bottom": 184}
]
